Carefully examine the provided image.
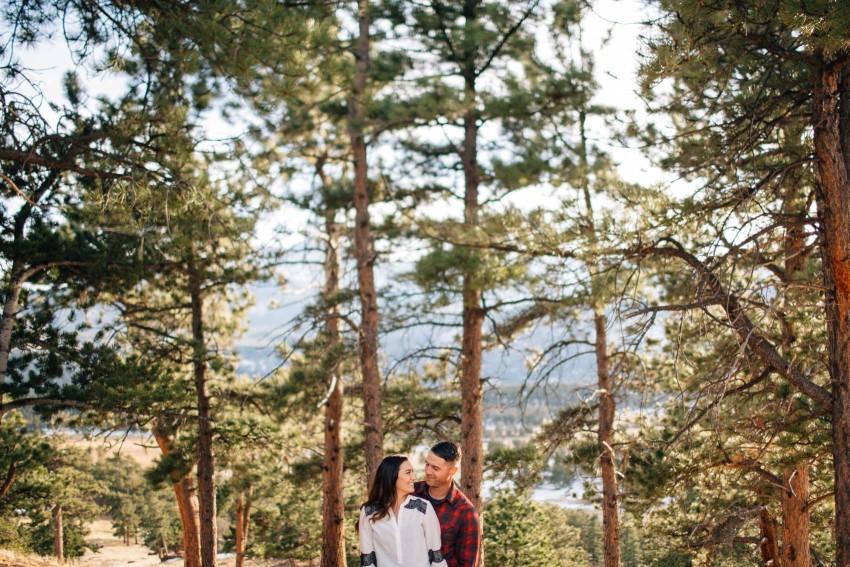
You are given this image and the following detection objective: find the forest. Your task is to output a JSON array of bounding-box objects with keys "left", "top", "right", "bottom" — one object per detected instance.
[{"left": 1, "top": 0, "right": 849, "bottom": 566}]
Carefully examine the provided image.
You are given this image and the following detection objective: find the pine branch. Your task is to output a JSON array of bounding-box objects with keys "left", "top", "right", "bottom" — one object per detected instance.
[{"left": 635, "top": 239, "right": 832, "bottom": 410}]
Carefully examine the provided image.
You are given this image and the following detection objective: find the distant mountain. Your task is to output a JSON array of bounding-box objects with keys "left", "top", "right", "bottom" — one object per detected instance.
[{"left": 235, "top": 281, "right": 596, "bottom": 386}]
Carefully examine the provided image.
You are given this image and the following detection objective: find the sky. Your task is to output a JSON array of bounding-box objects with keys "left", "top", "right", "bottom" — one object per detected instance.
[{"left": 10, "top": 0, "right": 662, "bottom": 388}]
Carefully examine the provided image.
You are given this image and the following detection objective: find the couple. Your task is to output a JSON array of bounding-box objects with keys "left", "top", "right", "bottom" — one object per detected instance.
[{"left": 358, "top": 441, "right": 481, "bottom": 567}]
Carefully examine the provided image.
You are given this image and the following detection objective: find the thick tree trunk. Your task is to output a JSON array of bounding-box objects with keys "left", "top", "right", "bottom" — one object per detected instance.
[
  {"left": 759, "top": 507, "right": 781, "bottom": 567},
  {"left": 595, "top": 313, "right": 620, "bottom": 567},
  {"left": 188, "top": 259, "right": 217, "bottom": 567},
  {"left": 348, "top": 0, "right": 383, "bottom": 484},
  {"left": 812, "top": 62, "right": 850, "bottom": 566},
  {"left": 321, "top": 207, "right": 347, "bottom": 567},
  {"left": 53, "top": 504, "right": 63, "bottom": 562},
  {"left": 459, "top": 0, "right": 484, "bottom": 516},
  {"left": 781, "top": 465, "right": 810, "bottom": 567},
  {"left": 153, "top": 424, "right": 202, "bottom": 567},
  {"left": 175, "top": 476, "right": 203, "bottom": 567},
  {"left": 459, "top": 275, "right": 484, "bottom": 512}
]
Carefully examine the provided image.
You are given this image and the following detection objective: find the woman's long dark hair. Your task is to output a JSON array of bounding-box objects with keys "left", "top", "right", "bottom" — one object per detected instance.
[{"left": 361, "top": 455, "right": 409, "bottom": 525}]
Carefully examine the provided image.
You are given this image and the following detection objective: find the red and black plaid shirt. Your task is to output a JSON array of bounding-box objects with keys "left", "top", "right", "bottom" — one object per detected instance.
[{"left": 414, "top": 481, "right": 481, "bottom": 567}]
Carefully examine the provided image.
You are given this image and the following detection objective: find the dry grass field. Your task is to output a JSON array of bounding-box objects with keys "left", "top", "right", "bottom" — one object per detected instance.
[{"left": 64, "top": 431, "right": 162, "bottom": 469}]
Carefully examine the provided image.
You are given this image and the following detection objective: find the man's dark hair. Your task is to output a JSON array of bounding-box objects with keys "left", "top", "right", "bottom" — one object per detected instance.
[{"left": 431, "top": 441, "right": 461, "bottom": 463}]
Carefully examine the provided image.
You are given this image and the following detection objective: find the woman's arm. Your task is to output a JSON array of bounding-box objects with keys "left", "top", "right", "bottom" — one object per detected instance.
[
  {"left": 359, "top": 507, "right": 377, "bottom": 566},
  {"left": 424, "top": 502, "right": 448, "bottom": 566}
]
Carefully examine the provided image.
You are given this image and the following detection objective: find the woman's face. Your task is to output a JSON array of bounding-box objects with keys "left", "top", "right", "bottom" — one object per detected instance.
[{"left": 395, "top": 459, "right": 416, "bottom": 497}]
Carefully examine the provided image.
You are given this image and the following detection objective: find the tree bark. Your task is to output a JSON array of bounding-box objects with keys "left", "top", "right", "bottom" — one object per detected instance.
[
  {"left": 347, "top": 0, "right": 383, "bottom": 484},
  {"left": 0, "top": 461, "right": 15, "bottom": 497},
  {"left": 53, "top": 504, "right": 63, "bottom": 563},
  {"left": 812, "top": 61, "right": 850, "bottom": 566},
  {"left": 234, "top": 489, "right": 252, "bottom": 567},
  {"left": 459, "top": 0, "right": 485, "bottom": 516},
  {"left": 759, "top": 507, "right": 781, "bottom": 567},
  {"left": 0, "top": 262, "right": 25, "bottom": 385},
  {"left": 321, "top": 206, "right": 347, "bottom": 567},
  {"left": 781, "top": 465, "right": 810, "bottom": 567},
  {"left": 578, "top": 104, "right": 620, "bottom": 567},
  {"left": 188, "top": 256, "right": 217, "bottom": 567},
  {"left": 153, "top": 424, "right": 202, "bottom": 567},
  {"left": 595, "top": 313, "right": 620, "bottom": 567}
]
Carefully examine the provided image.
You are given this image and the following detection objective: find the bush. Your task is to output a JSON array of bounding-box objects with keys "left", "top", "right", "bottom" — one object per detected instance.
[{"left": 484, "top": 489, "right": 586, "bottom": 567}]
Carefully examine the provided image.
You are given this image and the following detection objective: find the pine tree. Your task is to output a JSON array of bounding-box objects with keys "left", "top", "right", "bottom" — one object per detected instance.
[{"left": 639, "top": 0, "right": 850, "bottom": 561}]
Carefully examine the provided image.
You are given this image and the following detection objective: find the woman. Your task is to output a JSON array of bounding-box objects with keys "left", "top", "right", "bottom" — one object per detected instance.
[{"left": 359, "top": 455, "right": 447, "bottom": 567}]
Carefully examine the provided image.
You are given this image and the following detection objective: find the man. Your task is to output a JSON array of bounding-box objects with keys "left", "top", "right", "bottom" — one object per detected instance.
[{"left": 414, "top": 441, "right": 481, "bottom": 567}]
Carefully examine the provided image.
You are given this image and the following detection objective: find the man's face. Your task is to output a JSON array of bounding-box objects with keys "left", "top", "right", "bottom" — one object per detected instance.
[{"left": 424, "top": 451, "right": 458, "bottom": 488}]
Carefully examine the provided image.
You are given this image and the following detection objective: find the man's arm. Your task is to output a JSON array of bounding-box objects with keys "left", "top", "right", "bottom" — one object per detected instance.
[{"left": 455, "top": 508, "right": 481, "bottom": 567}]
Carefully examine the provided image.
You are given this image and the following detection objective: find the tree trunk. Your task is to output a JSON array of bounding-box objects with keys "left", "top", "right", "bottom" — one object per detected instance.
[
  {"left": 595, "top": 312, "right": 620, "bottom": 567},
  {"left": 759, "top": 507, "right": 781, "bottom": 567},
  {"left": 0, "top": 262, "right": 24, "bottom": 385},
  {"left": 153, "top": 424, "right": 202, "bottom": 567},
  {"left": 176, "top": 476, "right": 203, "bottom": 567},
  {"left": 321, "top": 206, "right": 347, "bottom": 567},
  {"left": 0, "top": 462, "right": 15, "bottom": 497},
  {"left": 347, "top": 0, "right": 383, "bottom": 484},
  {"left": 781, "top": 465, "right": 810, "bottom": 567},
  {"left": 812, "top": 61, "right": 850, "bottom": 566},
  {"left": 53, "top": 504, "right": 63, "bottom": 563},
  {"left": 235, "top": 489, "right": 252, "bottom": 567},
  {"left": 1, "top": 171, "right": 58, "bottom": 409},
  {"left": 459, "top": 0, "right": 484, "bottom": 516},
  {"left": 188, "top": 257, "right": 217, "bottom": 567},
  {"left": 578, "top": 104, "right": 620, "bottom": 567}
]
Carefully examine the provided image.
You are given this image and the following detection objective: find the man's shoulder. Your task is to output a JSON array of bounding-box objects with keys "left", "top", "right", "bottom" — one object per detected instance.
[
  {"left": 413, "top": 480, "right": 428, "bottom": 496},
  {"left": 449, "top": 486, "right": 478, "bottom": 514}
]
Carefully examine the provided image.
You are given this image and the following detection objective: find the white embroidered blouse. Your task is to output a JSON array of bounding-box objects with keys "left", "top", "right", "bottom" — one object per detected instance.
[{"left": 359, "top": 495, "right": 447, "bottom": 567}]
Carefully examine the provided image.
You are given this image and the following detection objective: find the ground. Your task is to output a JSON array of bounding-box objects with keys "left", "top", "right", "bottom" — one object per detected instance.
[
  {"left": 80, "top": 519, "right": 163, "bottom": 567},
  {"left": 0, "top": 520, "right": 310, "bottom": 567},
  {"left": 0, "top": 435, "right": 313, "bottom": 566}
]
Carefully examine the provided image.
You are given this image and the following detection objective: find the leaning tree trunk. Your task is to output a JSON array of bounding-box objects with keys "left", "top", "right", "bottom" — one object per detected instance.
[
  {"left": 348, "top": 0, "right": 383, "bottom": 484},
  {"left": 0, "top": 462, "right": 15, "bottom": 497},
  {"left": 321, "top": 205, "right": 347, "bottom": 566},
  {"left": 813, "top": 60, "right": 850, "bottom": 566},
  {"left": 153, "top": 424, "right": 202, "bottom": 567},
  {"left": 188, "top": 257, "right": 216, "bottom": 567},
  {"left": 53, "top": 504, "right": 63, "bottom": 563},
  {"left": 458, "top": 1, "right": 484, "bottom": 515},
  {"left": 781, "top": 465, "right": 810, "bottom": 567}
]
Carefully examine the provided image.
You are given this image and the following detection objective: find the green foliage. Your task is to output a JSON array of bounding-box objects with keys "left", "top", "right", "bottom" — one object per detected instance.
[
  {"left": 138, "top": 488, "right": 183, "bottom": 558},
  {"left": 0, "top": 427, "right": 103, "bottom": 559},
  {"left": 28, "top": 510, "right": 98, "bottom": 559},
  {"left": 485, "top": 443, "right": 545, "bottom": 490},
  {"left": 483, "top": 489, "right": 586, "bottom": 567}
]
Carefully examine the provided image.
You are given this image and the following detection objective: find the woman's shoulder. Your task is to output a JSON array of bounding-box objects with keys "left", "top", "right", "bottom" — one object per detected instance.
[
  {"left": 401, "top": 495, "right": 431, "bottom": 515},
  {"left": 361, "top": 503, "right": 381, "bottom": 516}
]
